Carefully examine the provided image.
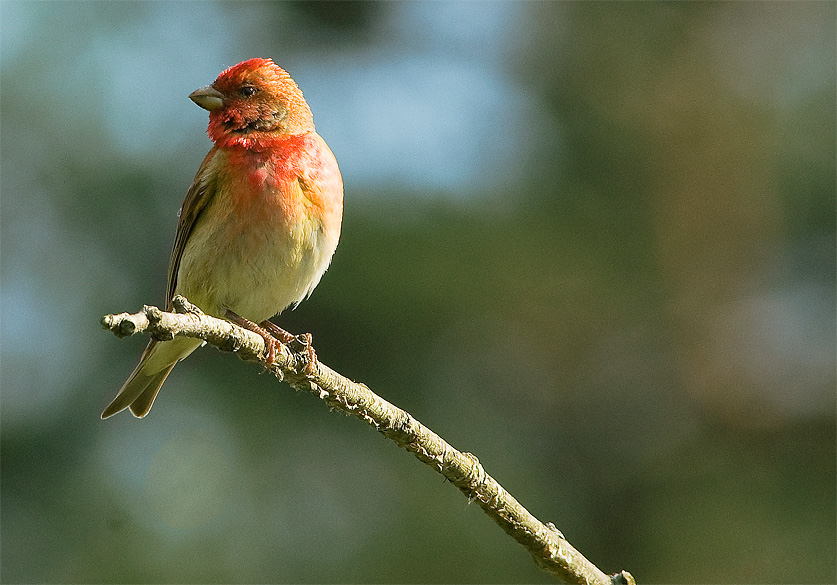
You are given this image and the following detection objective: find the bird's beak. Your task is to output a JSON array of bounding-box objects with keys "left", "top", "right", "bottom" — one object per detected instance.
[{"left": 189, "top": 85, "right": 225, "bottom": 111}]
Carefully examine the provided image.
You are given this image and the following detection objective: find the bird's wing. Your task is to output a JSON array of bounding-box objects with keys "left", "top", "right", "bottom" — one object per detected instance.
[{"left": 166, "top": 146, "right": 220, "bottom": 307}]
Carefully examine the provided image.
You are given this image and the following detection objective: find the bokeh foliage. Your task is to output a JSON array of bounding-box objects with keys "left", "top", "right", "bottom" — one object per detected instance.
[{"left": 1, "top": 2, "right": 834, "bottom": 583}]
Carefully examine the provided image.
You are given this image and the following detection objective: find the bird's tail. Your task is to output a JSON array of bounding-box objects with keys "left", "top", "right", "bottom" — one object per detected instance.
[{"left": 101, "top": 337, "right": 201, "bottom": 419}]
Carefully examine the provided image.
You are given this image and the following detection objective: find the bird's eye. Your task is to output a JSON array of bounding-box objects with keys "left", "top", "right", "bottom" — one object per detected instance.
[{"left": 240, "top": 86, "right": 257, "bottom": 98}]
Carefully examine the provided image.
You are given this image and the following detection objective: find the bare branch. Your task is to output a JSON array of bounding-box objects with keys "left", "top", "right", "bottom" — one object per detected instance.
[{"left": 101, "top": 296, "right": 635, "bottom": 585}]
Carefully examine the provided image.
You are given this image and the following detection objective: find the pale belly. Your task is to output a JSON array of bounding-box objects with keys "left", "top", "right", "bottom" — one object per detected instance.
[{"left": 175, "top": 204, "right": 337, "bottom": 323}]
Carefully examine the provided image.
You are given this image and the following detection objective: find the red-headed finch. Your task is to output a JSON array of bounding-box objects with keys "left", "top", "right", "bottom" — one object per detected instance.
[{"left": 102, "top": 58, "right": 343, "bottom": 418}]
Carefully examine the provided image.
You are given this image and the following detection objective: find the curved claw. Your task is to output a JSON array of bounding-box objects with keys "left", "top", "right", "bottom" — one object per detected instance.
[{"left": 297, "top": 333, "right": 318, "bottom": 376}]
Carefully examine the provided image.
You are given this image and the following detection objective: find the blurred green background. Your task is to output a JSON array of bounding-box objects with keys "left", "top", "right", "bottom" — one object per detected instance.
[{"left": 1, "top": 2, "right": 834, "bottom": 583}]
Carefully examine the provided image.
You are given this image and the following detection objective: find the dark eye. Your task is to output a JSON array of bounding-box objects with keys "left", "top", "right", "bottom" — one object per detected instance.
[{"left": 240, "top": 86, "right": 257, "bottom": 98}]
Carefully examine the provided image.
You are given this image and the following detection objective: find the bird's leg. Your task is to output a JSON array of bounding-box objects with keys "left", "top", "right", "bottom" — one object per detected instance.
[
  {"left": 258, "top": 320, "right": 295, "bottom": 344},
  {"left": 225, "top": 310, "right": 318, "bottom": 375},
  {"left": 262, "top": 320, "right": 318, "bottom": 376},
  {"left": 224, "top": 309, "right": 281, "bottom": 366}
]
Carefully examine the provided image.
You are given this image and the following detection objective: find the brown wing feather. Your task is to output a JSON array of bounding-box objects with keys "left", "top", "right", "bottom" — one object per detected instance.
[
  {"left": 166, "top": 146, "right": 220, "bottom": 306},
  {"left": 101, "top": 149, "right": 220, "bottom": 419}
]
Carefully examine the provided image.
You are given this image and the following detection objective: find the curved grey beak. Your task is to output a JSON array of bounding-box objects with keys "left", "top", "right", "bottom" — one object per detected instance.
[{"left": 189, "top": 85, "right": 224, "bottom": 111}]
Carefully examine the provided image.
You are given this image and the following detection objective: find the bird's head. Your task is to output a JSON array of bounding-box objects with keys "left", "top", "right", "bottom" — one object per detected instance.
[{"left": 190, "top": 58, "right": 315, "bottom": 147}]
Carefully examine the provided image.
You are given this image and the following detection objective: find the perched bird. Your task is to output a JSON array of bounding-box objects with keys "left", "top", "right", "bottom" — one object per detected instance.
[{"left": 102, "top": 58, "right": 343, "bottom": 418}]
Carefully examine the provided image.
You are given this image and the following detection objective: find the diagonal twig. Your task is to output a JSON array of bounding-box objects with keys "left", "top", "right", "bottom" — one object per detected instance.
[{"left": 101, "top": 295, "right": 635, "bottom": 585}]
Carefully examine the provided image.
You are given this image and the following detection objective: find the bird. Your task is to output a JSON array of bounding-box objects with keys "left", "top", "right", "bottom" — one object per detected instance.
[{"left": 102, "top": 58, "right": 343, "bottom": 418}]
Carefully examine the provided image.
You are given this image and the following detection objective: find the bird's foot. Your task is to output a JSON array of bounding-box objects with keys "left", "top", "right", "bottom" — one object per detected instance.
[
  {"left": 225, "top": 310, "right": 281, "bottom": 366},
  {"left": 261, "top": 320, "right": 317, "bottom": 375},
  {"left": 225, "top": 312, "right": 318, "bottom": 376},
  {"left": 258, "top": 319, "right": 295, "bottom": 344},
  {"left": 295, "top": 332, "right": 318, "bottom": 376}
]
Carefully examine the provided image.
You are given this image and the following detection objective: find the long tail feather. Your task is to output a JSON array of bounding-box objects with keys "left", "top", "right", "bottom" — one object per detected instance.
[
  {"left": 102, "top": 337, "right": 201, "bottom": 419},
  {"left": 101, "top": 361, "right": 174, "bottom": 419},
  {"left": 127, "top": 364, "right": 176, "bottom": 418}
]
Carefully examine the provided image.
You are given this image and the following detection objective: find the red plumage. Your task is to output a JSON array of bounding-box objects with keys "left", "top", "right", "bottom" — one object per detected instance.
[{"left": 103, "top": 59, "right": 343, "bottom": 418}]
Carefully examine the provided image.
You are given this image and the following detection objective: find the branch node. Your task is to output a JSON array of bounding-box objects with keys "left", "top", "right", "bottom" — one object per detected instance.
[
  {"left": 463, "top": 451, "right": 480, "bottom": 465},
  {"left": 462, "top": 451, "right": 486, "bottom": 489},
  {"left": 144, "top": 305, "right": 162, "bottom": 322},
  {"left": 118, "top": 318, "right": 137, "bottom": 337},
  {"left": 172, "top": 295, "right": 203, "bottom": 315},
  {"left": 545, "top": 522, "right": 565, "bottom": 540},
  {"left": 143, "top": 306, "right": 174, "bottom": 341},
  {"left": 610, "top": 571, "right": 636, "bottom": 585}
]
